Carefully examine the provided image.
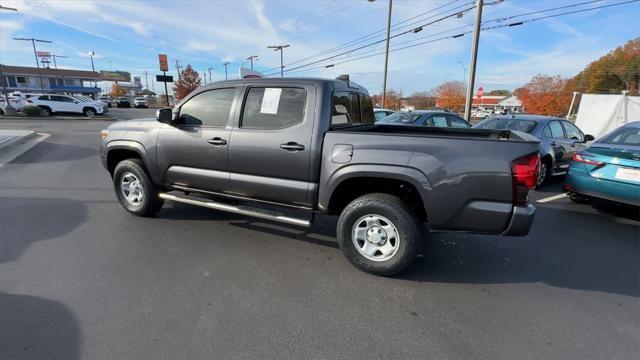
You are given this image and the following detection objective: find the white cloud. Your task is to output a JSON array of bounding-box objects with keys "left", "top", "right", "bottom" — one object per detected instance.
[{"left": 183, "top": 39, "right": 217, "bottom": 53}]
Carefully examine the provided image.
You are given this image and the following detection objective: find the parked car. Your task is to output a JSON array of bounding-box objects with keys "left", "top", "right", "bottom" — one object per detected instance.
[
  {"left": 474, "top": 115, "right": 594, "bottom": 186},
  {"left": 134, "top": 97, "right": 148, "bottom": 108},
  {"left": 378, "top": 110, "right": 471, "bottom": 128},
  {"left": 100, "top": 77, "right": 540, "bottom": 275},
  {"left": 373, "top": 108, "right": 395, "bottom": 122},
  {"left": 563, "top": 121, "right": 640, "bottom": 207},
  {"left": 70, "top": 95, "right": 109, "bottom": 113},
  {"left": 99, "top": 96, "right": 112, "bottom": 108},
  {"left": 0, "top": 96, "right": 24, "bottom": 114},
  {"left": 472, "top": 109, "right": 492, "bottom": 119},
  {"left": 116, "top": 97, "right": 131, "bottom": 108},
  {"left": 27, "top": 94, "right": 104, "bottom": 117}
]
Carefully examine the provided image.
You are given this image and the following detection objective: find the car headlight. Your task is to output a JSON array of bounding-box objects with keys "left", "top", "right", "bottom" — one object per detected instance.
[{"left": 101, "top": 129, "right": 109, "bottom": 139}]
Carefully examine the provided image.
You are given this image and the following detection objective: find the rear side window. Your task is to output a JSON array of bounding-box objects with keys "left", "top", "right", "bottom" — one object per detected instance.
[
  {"left": 332, "top": 92, "right": 373, "bottom": 126},
  {"left": 546, "top": 121, "right": 565, "bottom": 138},
  {"left": 38, "top": 95, "right": 49, "bottom": 100},
  {"left": 448, "top": 115, "right": 470, "bottom": 128},
  {"left": 241, "top": 87, "right": 306, "bottom": 129},
  {"left": 178, "top": 88, "right": 235, "bottom": 127},
  {"left": 599, "top": 126, "right": 640, "bottom": 145},
  {"left": 426, "top": 115, "right": 448, "bottom": 127}
]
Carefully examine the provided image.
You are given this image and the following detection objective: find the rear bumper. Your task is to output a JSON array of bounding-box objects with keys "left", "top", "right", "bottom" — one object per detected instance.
[
  {"left": 502, "top": 204, "right": 535, "bottom": 236},
  {"left": 564, "top": 168, "right": 640, "bottom": 206}
]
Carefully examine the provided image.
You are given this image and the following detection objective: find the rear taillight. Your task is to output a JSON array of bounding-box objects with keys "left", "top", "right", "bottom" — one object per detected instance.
[
  {"left": 572, "top": 153, "right": 603, "bottom": 166},
  {"left": 511, "top": 153, "right": 540, "bottom": 205}
]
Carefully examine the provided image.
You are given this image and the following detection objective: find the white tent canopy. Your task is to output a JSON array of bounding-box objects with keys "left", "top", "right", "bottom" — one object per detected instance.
[{"left": 575, "top": 93, "right": 640, "bottom": 139}]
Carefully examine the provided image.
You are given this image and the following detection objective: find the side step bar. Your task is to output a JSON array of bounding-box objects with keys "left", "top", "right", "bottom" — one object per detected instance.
[{"left": 159, "top": 193, "right": 311, "bottom": 228}]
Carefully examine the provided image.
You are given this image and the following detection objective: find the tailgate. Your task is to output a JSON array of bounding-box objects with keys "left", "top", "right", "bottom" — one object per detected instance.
[{"left": 581, "top": 146, "right": 640, "bottom": 186}]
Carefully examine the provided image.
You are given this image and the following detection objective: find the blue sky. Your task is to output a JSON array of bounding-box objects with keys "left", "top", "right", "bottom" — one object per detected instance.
[{"left": 1, "top": 0, "right": 638, "bottom": 95}]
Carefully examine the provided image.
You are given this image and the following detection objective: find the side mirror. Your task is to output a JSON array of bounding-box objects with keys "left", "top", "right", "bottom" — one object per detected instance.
[
  {"left": 584, "top": 134, "right": 595, "bottom": 142},
  {"left": 156, "top": 108, "right": 174, "bottom": 124}
]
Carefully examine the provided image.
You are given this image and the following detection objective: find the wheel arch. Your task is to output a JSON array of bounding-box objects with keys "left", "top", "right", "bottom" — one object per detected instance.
[{"left": 105, "top": 141, "right": 159, "bottom": 182}]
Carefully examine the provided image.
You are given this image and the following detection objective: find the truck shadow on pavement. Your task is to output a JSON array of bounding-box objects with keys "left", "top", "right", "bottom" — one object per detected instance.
[
  {"left": 0, "top": 292, "right": 80, "bottom": 360},
  {"left": 10, "top": 141, "right": 97, "bottom": 164},
  {"left": 0, "top": 197, "right": 87, "bottom": 264},
  {"left": 400, "top": 206, "right": 639, "bottom": 297}
]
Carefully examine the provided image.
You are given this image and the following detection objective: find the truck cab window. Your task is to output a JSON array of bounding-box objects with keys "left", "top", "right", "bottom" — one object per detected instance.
[
  {"left": 332, "top": 92, "right": 373, "bottom": 126},
  {"left": 178, "top": 88, "right": 235, "bottom": 127},
  {"left": 241, "top": 87, "right": 306, "bottom": 129}
]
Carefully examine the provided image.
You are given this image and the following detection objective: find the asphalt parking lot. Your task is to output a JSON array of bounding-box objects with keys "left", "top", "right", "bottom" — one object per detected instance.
[{"left": 0, "top": 113, "right": 638, "bottom": 359}]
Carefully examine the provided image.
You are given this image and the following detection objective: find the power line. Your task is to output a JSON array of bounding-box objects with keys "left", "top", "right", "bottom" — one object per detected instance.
[
  {"left": 271, "top": 0, "right": 640, "bottom": 76},
  {"left": 265, "top": 0, "right": 639, "bottom": 77}
]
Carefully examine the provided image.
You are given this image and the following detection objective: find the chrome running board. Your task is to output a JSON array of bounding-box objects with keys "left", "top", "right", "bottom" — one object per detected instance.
[{"left": 159, "top": 193, "right": 311, "bottom": 228}]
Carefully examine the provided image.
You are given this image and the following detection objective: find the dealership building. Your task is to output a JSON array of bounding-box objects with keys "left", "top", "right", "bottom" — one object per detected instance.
[{"left": 0, "top": 64, "right": 102, "bottom": 97}]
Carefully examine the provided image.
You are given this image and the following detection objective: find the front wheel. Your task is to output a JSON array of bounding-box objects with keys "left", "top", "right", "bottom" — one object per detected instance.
[
  {"left": 113, "top": 159, "right": 164, "bottom": 217},
  {"left": 40, "top": 107, "right": 51, "bottom": 117},
  {"left": 337, "top": 193, "right": 422, "bottom": 276},
  {"left": 83, "top": 108, "right": 95, "bottom": 118}
]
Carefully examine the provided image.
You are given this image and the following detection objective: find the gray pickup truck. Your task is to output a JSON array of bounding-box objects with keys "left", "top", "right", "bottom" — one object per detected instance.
[{"left": 100, "top": 76, "right": 540, "bottom": 275}]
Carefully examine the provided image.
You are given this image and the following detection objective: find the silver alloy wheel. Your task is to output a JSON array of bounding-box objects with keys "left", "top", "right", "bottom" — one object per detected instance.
[
  {"left": 352, "top": 214, "right": 400, "bottom": 262},
  {"left": 537, "top": 162, "right": 548, "bottom": 186},
  {"left": 120, "top": 172, "right": 144, "bottom": 206},
  {"left": 85, "top": 109, "right": 95, "bottom": 118},
  {"left": 41, "top": 108, "right": 50, "bottom": 117}
]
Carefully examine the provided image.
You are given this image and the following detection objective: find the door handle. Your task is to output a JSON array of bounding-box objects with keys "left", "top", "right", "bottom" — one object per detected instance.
[
  {"left": 280, "top": 142, "right": 305, "bottom": 151},
  {"left": 207, "top": 137, "right": 227, "bottom": 146}
]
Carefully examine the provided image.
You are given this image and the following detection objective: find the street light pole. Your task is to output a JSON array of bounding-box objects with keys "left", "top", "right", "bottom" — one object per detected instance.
[
  {"left": 223, "top": 62, "right": 230, "bottom": 80},
  {"left": 381, "top": 0, "right": 393, "bottom": 108},
  {"left": 207, "top": 68, "right": 214, "bottom": 83},
  {"left": 464, "top": 0, "right": 483, "bottom": 121},
  {"left": 268, "top": 44, "right": 289, "bottom": 77},
  {"left": 1, "top": 5, "right": 18, "bottom": 115},
  {"left": 246, "top": 55, "right": 258, "bottom": 70},
  {"left": 13, "top": 37, "right": 52, "bottom": 93}
]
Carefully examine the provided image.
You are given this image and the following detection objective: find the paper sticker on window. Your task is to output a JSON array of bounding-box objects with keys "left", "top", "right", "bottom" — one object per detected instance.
[{"left": 260, "top": 88, "right": 282, "bottom": 114}]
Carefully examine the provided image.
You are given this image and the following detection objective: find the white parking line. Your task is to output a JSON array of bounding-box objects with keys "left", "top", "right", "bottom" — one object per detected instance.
[{"left": 536, "top": 193, "right": 568, "bottom": 203}]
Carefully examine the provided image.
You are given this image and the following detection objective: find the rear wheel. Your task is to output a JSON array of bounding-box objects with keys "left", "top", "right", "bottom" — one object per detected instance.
[
  {"left": 337, "top": 193, "right": 422, "bottom": 276},
  {"left": 536, "top": 160, "right": 550, "bottom": 187},
  {"left": 113, "top": 159, "right": 164, "bottom": 216},
  {"left": 569, "top": 192, "right": 589, "bottom": 204},
  {"left": 40, "top": 106, "right": 51, "bottom": 117}
]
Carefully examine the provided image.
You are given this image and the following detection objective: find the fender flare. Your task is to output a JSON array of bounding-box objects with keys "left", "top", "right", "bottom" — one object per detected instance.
[
  {"left": 105, "top": 140, "right": 160, "bottom": 183},
  {"left": 318, "top": 164, "right": 433, "bottom": 214}
]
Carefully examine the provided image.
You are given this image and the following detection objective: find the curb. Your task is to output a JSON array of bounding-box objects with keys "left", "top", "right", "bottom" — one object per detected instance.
[{"left": 0, "top": 115, "right": 115, "bottom": 121}]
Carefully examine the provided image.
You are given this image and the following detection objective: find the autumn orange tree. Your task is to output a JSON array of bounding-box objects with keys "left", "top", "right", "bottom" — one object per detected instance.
[
  {"left": 173, "top": 64, "right": 202, "bottom": 100},
  {"left": 110, "top": 83, "right": 126, "bottom": 98},
  {"left": 407, "top": 91, "right": 437, "bottom": 109},
  {"left": 434, "top": 81, "right": 465, "bottom": 112},
  {"left": 514, "top": 74, "right": 575, "bottom": 116},
  {"left": 575, "top": 38, "right": 639, "bottom": 95},
  {"left": 372, "top": 89, "right": 401, "bottom": 109}
]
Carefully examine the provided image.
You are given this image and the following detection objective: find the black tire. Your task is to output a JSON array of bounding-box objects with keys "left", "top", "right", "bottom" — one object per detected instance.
[
  {"left": 39, "top": 106, "right": 51, "bottom": 117},
  {"left": 337, "top": 193, "right": 423, "bottom": 276},
  {"left": 536, "top": 159, "right": 551, "bottom": 187},
  {"left": 83, "top": 108, "right": 96, "bottom": 118},
  {"left": 113, "top": 159, "right": 164, "bottom": 217}
]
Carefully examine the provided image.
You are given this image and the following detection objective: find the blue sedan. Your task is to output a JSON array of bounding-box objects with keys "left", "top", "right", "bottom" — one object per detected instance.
[{"left": 563, "top": 121, "right": 640, "bottom": 207}]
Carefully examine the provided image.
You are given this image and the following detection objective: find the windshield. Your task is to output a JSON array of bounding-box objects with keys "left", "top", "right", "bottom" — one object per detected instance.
[
  {"left": 473, "top": 118, "right": 537, "bottom": 133},
  {"left": 598, "top": 125, "right": 640, "bottom": 146},
  {"left": 379, "top": 112, "right": 422, "bottom": 124}
]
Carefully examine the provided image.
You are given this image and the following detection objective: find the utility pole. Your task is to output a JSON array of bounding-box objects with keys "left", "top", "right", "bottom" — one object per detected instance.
[
  {"left": 51, "top": 54, "right": 67, "bottom": 70},
  {"left": 268, "top": 44, "right": 289, "bottom": 77},
  {"left": 144, "top": 70, "right": 149, "bottom": 89},
  {"left": 223, "top": 62, "right": 230, "bottom": 80},
  {"left": 13, "top": 37, "right": 51, "bottom": 92},
  {"left": 381, "top": 0, "right": 393, "bottom": 108},
  {"left": 464, "top": 0, "right": 483, "bottom": 121},
  {"left": 0, "top": 1, "right": 16, "bottom": 114},
  {"left": 207, "top": 67, "right": 214, "bottom": 83},
  {"left": 88, "top": 51, "right": 97, "bottom": 88},
  {"left": 203, "top": 69, "right": 207, "bottom": 85},
  {"left": 246, "top": 55, "right": 258, "bottom": 70}
]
